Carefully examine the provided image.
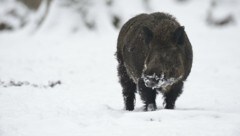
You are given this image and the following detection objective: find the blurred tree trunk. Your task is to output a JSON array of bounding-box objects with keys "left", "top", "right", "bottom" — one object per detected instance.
[
  {"left": 18, "top": 0, "right": 42, "bottom": 10},
  {"left": 18, "top": 0, "right": 52, "bottom": 32}
]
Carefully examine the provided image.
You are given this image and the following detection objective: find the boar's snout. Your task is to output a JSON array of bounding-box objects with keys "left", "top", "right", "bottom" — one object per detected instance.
[
  {"left": 142, "top": 73, "right": 161, "bottom": 88},
  {"left": 141, "top": 72, "right": 183, "bottom": 89}
]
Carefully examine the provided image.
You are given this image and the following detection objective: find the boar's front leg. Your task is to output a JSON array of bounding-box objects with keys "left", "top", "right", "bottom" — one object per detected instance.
[
  {"left": 138, "top": 79, "right": 157, "bottom": 111},
  {"left": 117, "top": 61, "right": 136, "bottom": 111},
  {"left": 163, "top": 81, "right": 183, "bottom": 109}
]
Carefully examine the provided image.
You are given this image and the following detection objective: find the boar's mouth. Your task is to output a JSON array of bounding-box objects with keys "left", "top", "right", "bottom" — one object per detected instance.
[{"left": 141, "top": 73, "right": 183, "bottom": 90}]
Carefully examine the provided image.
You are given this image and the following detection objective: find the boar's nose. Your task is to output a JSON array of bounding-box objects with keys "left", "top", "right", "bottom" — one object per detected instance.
[
  {"left": 142, "top": 74, "right": 160, "bottom": 88},
  {"left": 145, "top": 78, "right": 158, "bottom": 88}
]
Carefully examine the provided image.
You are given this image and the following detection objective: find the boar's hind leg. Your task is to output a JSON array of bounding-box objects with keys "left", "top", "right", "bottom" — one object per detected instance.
[
  {"left": 138, "top": 79, "right": 157, "bottom": 111},
  {"left": 163, "top": 81, "right": 183, "bottom": 109},
  {"left": 117, "top": 60, "right": 136, "bottom": 111}
]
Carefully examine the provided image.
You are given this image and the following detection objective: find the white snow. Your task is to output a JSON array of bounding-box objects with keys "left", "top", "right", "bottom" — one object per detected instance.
[{"left": 1, "top": 0, "right": 240, "bottom": 136}]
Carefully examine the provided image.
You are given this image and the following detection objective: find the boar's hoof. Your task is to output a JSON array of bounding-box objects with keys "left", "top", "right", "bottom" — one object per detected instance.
[
  {"left": 145, "top": 103, "right": 157, "bottom": 111},
  {"left": 164, "top": 102, "right": 175, "bottom": 109}
]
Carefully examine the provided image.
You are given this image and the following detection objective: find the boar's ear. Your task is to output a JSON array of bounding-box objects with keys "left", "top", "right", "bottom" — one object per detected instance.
[
  {"left": 142, "top": 26, "right": 153, "bottom": 44},
  {"left": 173, "top": 26, "right": 185, "bottom": 45}
]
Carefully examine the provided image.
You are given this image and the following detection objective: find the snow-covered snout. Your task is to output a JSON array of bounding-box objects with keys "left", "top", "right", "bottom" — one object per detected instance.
[{"left": 142, "top": 73, "right": 183, "bottom": 89}]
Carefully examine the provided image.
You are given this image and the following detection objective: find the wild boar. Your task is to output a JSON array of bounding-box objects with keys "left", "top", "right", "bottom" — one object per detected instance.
[{"left": 116, "top": 12, "right": 193, "bottom": 111}]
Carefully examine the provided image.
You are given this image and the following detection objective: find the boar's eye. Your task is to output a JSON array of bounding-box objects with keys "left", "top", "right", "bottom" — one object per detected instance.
[
  {"left": 173, "top": 26, "right": 185, "bottom": 45},
  {"left": 142, "top": 26, "right": 153, "bottom": 45}
]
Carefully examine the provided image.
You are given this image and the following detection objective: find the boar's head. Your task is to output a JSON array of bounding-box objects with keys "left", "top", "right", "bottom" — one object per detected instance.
[{"left": 141, "top": 21, "right": 186, "bottom": 90}]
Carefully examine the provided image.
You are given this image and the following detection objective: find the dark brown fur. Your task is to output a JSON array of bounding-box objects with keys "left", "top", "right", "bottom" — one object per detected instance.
[{"left": 116, "top": 12, "right": 193, "bottom": 111}]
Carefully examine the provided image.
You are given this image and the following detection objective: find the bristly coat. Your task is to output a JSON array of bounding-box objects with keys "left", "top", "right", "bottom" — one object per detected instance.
[{"left": 116, "top": 12, "right": 193, "bottom": 111}]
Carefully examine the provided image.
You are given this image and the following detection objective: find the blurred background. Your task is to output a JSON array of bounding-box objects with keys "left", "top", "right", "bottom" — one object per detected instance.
[
  {"left": 0, "top": 0, "right": 239, "bottom": 33},
  {"left": 1, "top": 1, "right": 240, "bottom": 136}
]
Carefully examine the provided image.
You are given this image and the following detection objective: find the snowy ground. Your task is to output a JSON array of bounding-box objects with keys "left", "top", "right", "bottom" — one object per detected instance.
[{"left": 1, "top": 0, "right": 240, "bottom": 136}]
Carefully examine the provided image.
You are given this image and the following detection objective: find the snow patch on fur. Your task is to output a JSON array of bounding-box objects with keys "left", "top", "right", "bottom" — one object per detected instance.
[{"left": 142, "top": 73, "right": 183, "bottom": 90}]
